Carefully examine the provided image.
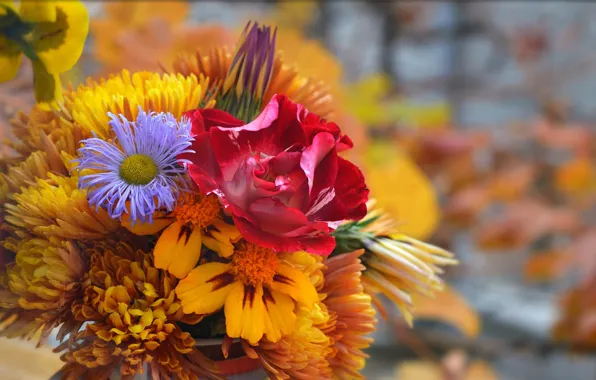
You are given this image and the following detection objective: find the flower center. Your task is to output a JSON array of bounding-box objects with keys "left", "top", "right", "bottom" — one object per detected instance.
[
  {"left": 232, "top": 242, "right": 279, "bottom": 286},
  {"left": 119, "top": 154, "right": 158, "bottom": 185},
  {"left": 172, "top": 193, "right": 221, "bottom": 228}
]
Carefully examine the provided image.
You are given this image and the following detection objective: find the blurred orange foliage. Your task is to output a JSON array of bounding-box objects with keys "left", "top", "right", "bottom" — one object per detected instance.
[{"left": 90, "top": 2, "right": 235, "bottom": 75}]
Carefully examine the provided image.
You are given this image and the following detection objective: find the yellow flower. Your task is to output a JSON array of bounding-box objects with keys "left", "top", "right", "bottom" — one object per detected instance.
[
  {"left": 151, "top": 191, "right": 241, "bottom": 279},
  {"left": 0, "top": 0, "right": 89, "bottom": 107},
  {"left": 175, "top": 243, "right": 318, "bottom": 345},
  {"left": 3, "top": 235, "right": 85, "bottom": 343},
  {"left": 7, "top": 69, "right": 214, "bottom": 164},
  {"left": 4, "top": 173, "right": 120, "bottom": 240}
]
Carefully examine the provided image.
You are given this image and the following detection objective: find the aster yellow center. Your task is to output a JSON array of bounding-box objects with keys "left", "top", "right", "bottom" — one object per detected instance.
[
  {"left": 119, "top": 154, "right": 158, "bottom": 185},
  {"left": 172, "top": 193, "right": 220, "bottom": 228},
  {"left": 232, "top": 243, "right": 279, "bottom": 286}
]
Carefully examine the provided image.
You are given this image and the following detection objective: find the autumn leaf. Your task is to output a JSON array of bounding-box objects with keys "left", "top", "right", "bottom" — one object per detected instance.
[
  {"left": 443, "top": 184, "right": 491, "bottom": 227},
  {"left": 532, "top": 118, "right": 592, "bottom": 153},
  {"left": 523, "top": 250, "right": 571, "bottom": 283},
  {"left": 568, "top": 228, "right": 596, "bottom": 282},
  {"left": 553, "top": 275, "right": 596, "bottom": 350},
  {"left": 411, "top": 286, "right": 480, "bottom": 338},
  {"left": 475, "top": 199, "right": 581, "bottom": 251},
  {"left": 489, "top": 163, "right": 536, "bottom": 202},
  {"left": 554, "top": 155, "right": 596, "bottom": 197}
]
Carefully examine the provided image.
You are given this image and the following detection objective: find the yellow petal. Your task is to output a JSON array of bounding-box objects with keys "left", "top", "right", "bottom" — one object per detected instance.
[
  {"left": 262, "top": 288, "right": 296, "bottom": 343},
  {"left": 225, "top": 283, "right": 267, "bottom": 345},
  {"left": 31, "top": 0, "right": 89, "bottom": 74},
  {"left": 19, "top": 1, "right": 57, "bottom": 22},
  {"left": 176, "top": 262, "right": 234, "bottom": 315},
  {"left": 122, "top": 214, "right": 174, "bottom": 236},
  {"left": 270, "top": 263, "right": 318, "bottom": 307},
  {"left": 154, "top": 221, "right": 203, "bottom": 279},
  {"left": 203, "top": 219, "right": 242, "bottom": 258},
  {"left": 32, "top": 60, "right": 63, "bottom": 109},
  {"left": 0, "top": 35, "right": 22, "bottom": 83}
]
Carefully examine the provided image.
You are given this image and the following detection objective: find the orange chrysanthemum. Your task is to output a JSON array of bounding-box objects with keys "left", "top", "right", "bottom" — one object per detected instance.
[
  {"left": 322, "top": 250, "right": 377, "bottom": 379},
  {"left": 58, "top": 242, "right": 220, "bottom": 380}
]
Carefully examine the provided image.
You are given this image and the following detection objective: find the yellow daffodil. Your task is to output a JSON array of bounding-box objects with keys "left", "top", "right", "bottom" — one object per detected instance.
[{"left": 0, "top": 0, "right": 88, "bottom": 108}]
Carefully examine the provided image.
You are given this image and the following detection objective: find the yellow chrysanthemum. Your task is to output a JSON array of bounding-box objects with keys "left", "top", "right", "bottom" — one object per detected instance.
[
  {"left": 59, "top": 242, "right": 220, "bottom": 380},
  {"left": 175, "top": 243, "right": 318, "bottom": 345},
  {"left": 3, "top": 235, "right": 85, "bottom": 342},
  {"left": 4, "top": 173, "right": 120, "bottom": 240},
  {"left": 8, "top": 70, "right": 214, "bottom": 161}
]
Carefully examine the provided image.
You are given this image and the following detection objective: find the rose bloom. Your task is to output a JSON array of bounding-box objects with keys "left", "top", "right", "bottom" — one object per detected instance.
[{"left": 182, "top": 94, "right": 368, "bottom": 255}]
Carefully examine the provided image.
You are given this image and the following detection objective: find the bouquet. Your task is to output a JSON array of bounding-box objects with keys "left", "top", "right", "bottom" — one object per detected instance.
[{"left": 0, "top": 2, "right": 456, "bottom": 379}]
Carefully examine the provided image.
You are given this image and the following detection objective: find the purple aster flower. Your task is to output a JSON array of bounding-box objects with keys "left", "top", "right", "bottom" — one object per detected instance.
[{"left": 75, "top": 107, "right": 193, "bottom": 224}]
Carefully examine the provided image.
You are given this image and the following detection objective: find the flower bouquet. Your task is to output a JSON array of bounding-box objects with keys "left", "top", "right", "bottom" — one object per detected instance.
[{"left": 0, "top": 2, "right": 456, "bottom": 379}]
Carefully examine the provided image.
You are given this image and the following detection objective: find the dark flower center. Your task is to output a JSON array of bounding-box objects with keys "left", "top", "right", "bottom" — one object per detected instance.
[{"left": 119, "top": 154, "right": 158, "bottom": 185}]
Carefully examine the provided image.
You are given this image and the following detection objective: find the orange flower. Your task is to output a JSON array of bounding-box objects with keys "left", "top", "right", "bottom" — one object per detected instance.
[
  {"left": 323, "top": 250, "right": 376, "bottom": 379},
  {"left": 59, "top": 242, "right": 220, "bottom": 379}
]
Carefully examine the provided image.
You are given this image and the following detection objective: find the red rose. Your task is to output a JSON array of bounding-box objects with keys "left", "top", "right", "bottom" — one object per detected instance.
[{"left": 182, "top": 95, "right": 369, "bottom": 255}]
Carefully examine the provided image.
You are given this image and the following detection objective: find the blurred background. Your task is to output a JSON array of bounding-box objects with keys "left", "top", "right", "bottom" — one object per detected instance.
[{"left": 2, "top": 1, "right": 596, "bottom": 379}]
